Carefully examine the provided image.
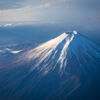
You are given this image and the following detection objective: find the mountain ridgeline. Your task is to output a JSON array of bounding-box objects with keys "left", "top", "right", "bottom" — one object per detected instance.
[{"left": 0, "top": 31, "right": 100, "bottom": 100}]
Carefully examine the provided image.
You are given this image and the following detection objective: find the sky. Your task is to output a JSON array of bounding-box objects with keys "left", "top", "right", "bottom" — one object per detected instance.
[
  {"left": 0, "top": 0, "right": 100, "bottom": 28},
  {"left": 0, "top": 0, "right": 100, "bottom": 21}
]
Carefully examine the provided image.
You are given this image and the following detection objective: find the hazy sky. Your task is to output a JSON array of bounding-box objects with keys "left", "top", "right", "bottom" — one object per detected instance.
[{"left": 0, "top": 0, "right": 100, "bottom": 21}]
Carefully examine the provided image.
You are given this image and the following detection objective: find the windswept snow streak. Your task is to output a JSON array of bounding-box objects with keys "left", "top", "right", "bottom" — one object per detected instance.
[
  {"left": 26, "top": 32, "right": 68, "bottom": 60},
  {"left": 20, "top": 31, "right": 100, "bottom": 76},
  {"left": 21, "top": 32, "right": 75, "bottom": 73},
  {"left": 56, "top": 34, "right": 74, "bottom": 72}
]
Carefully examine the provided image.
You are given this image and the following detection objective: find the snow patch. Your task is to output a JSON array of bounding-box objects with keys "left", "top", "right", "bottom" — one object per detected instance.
[{"left": 73, "top": 31, "right": 77, "bottom": 34}]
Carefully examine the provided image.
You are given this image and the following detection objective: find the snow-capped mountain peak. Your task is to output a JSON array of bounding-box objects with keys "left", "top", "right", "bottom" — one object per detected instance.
[
  {"left": 19, "top": 31, "right": 100, "bottom": 77},
  {"left": 1, "top": 31, "right": 100, "bottom": 100}
]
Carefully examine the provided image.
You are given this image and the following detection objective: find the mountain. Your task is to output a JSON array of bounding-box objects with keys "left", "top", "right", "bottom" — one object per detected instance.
[
  {"left": 20, "top": 31, "right": 100, "bottom": 75},
  {"left": 0, "top": 31, "right": 100, "bottom": 100}
]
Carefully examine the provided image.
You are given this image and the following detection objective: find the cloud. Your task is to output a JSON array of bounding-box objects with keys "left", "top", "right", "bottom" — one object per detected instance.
[
  {"left": 0, "top": 0, "right": 27, "bottom": 10},
  {"left": 35, "top": 2, "right": 51, "bottom": 8},
  {"left": 0, "top": 5, "right": 31, "bottom": 13},
  {"left": 0, "top": 0, "right": 26, "bottom": 3},
  {"left": 11, "top": 50, "right": 22, "bottom": 54},
  {"left": 0, "top": 3, "right": 23, "bottom": 10},
  {"left": 0, "top": 48, "right": 22, "bottom": 54},
  {"left": 0, "top": 50, "right": 5, "bottom": 53},
  {"left": 53, "top": 0, "right": 66, "bottom": 2},
  {"left": 19, "top": 23, "right": 22, "bottom": 25},
  {"left": 35, "top": 0, "right": 67, "bottom": 9},
  {"left": 4, "top": 24, "right": 12, "bottom": 26},
  {"left": 0, "top": 0, "right": 66, "bottom": 10},
  {"left": 0, "top": 0, "right": 99, "bottom": 22},
  {"left": 45, "top": 2, "right": 51, "bottom": 7}
]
